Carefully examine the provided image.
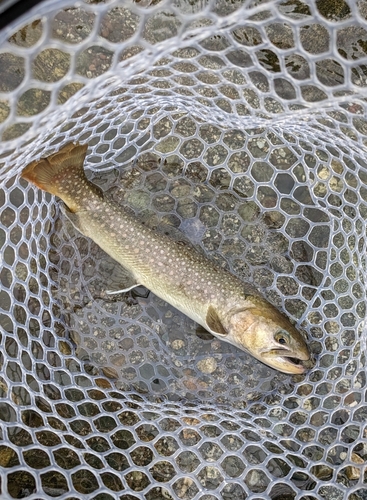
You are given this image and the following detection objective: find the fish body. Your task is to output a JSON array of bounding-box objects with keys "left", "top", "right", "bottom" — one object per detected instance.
[{"left": 21, "top": 142, "right": 311, "bottom": 374}]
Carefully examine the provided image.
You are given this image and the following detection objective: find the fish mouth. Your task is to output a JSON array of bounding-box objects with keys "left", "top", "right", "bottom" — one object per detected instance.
[
  {"left": 267, "top": 348, "right": 310, "bottom": 361},
  {"left": 282, "top": 355, "right": 303, "bottom": 366},
  {"left": 262, "top": 348, "right": 311, "bottom": 374}
]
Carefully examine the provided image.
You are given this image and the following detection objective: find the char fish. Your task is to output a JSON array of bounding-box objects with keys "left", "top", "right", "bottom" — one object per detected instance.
[{"left": 21, "top": 142, "right": 311, "bottom": 374}]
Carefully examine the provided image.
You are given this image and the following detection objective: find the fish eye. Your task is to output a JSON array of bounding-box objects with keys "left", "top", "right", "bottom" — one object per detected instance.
[{"left": 275, "top": 330, "right": 289, "bottom": 345}]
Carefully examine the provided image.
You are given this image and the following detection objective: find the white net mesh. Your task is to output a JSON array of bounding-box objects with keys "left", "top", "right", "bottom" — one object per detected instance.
[{"left": 1, "top": 0, "right": 367, "bottom": 498}]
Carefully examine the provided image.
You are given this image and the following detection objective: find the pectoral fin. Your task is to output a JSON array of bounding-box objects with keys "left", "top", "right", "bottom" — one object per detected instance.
[{"left": 206, "top": 305, "right": 227, "bottom": 336}]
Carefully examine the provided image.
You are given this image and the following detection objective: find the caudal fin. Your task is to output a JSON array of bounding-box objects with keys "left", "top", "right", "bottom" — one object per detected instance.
[{"left": 21, "top": 142, "right": 89, "bottom": 212}]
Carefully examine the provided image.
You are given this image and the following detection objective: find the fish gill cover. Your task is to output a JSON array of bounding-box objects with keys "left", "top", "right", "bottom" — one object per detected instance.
[{"left": 0, "top": 0, "right": 366, "bottom": 498}]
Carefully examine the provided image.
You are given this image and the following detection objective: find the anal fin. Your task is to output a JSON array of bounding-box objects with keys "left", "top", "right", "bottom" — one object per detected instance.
[
  {"left": 106, "top": 282, "right": 140, "bottom": 295},
  {"left": 105, "top": 263, "right": 140, "bottom": 295}
]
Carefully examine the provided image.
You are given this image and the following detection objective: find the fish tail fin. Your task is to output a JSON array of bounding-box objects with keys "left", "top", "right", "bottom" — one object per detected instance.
[{"left": 21, "top": 142, "right": 89, "bottom": 212}]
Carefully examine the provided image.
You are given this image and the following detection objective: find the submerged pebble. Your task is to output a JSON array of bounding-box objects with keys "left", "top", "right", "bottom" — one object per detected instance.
[{"left": 197, "top": 357, "right": 217, "bottom": 374}]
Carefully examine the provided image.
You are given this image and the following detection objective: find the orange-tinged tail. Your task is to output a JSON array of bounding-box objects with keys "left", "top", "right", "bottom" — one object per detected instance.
[{"left": 21, "top": 142, "right": 89, "bottom": 212}]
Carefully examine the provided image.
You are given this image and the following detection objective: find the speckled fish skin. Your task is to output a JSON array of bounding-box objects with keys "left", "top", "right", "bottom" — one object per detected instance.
[{"left": 21, "top": 142, "right": 312, "bottom": 374}]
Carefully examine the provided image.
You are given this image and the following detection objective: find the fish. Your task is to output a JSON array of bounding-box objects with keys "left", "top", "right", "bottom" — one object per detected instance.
[{"left": 21, "top": 141, "right": 311, "bottom": 374}]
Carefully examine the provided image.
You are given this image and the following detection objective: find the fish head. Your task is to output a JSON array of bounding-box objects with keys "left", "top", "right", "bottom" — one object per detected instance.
[{"left": 226, "top": 305, "right": 311, "bottom": 374}]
